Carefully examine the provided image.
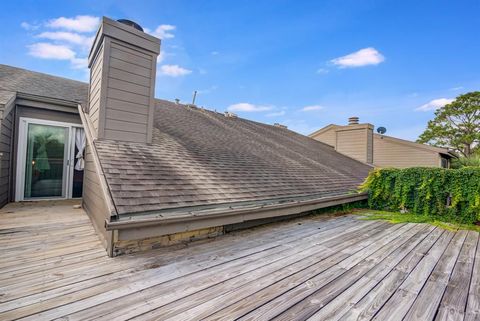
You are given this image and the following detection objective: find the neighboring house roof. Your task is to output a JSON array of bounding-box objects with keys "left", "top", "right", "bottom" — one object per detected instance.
[
  {"left": 1, "top": 64, "right": 371, "bottom": 216},
  {"left": 0, "top": 64, "right": 88, "bottom": 106},
  {"left": 308, "top": 124, "right": 339, "bottom": 138}
]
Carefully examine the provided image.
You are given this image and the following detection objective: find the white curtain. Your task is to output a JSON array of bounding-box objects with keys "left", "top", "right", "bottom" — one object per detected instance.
[{"left": 75, "top": 128, "right": 86, "bottom": 171}]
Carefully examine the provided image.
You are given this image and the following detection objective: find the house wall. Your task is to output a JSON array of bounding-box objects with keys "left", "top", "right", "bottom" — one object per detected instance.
[
  {"left": 373, "top": 135, "right": 440, "bottom": 168},
  {"left": 0, "top": 111, "right": 14, "bottom": 206},
  {"left": 310, "top": 126, "right": 337, "bottom": 147},
  {"left": 336, "top": 129, "right": 369, "bottom": 163},
  {"left": 82, "top": 141, "right": 112, "bottom": 251}
]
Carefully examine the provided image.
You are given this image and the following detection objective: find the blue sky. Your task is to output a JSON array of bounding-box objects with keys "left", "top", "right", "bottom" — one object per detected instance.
[{"left": 1, "top": 0, "right": 479, "bottom": 140}]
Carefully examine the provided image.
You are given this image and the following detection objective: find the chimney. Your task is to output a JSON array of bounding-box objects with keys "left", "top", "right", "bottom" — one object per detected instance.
[
  {"left": 87, "top": 17, "right": 161, "bottom": 143},
  {"left": 333, "top": 117, "right": 374, "bottom": 164}
]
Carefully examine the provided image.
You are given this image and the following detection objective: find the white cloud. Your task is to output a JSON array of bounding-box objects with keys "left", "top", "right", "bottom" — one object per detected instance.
[
  {"left": 28, "top": 43, "right": 76, "bottom": 60},
  {"left": 211, "top": 51, "right": 219, "bottom": 55},
  {"left": 227, "top": 103, "right": 273, "bottom": 112},
  {"left": 415, "top": 98, "right": 454, "bottom": 111},
  {"left": 331, "top": 47, "right": 385, "bottom": 68},
  {"left": 46, "top": 15, "right": 100, "bottom": 33},
  {"left": 450, "top": 86, "right": 464, "bottom": 91},
  {"left": 316, "top": 68, "right": 329, "bottom": 74},
  {"left": 157, "top": 52, "right": 166, "bottom": 63},
  {"left": 197, "top": 85, "right": 218, "bottom": 94},
  {"left": 149, "top": 24, "right": 176, "bottom": 39},
  {"left": 70, "top": 57, "right": 88, "bottom": 69},
  {"left": 159, "top": 64, "right": 192, "bottom": 77},
  {"left": 37, "top": 31, "right": 93, "bottom": 47},
  {"left": 301, "top": 105, "right": 324, "bottom": 112},
  {"left": 21, "top": 22, "right": 39, "bottom": 31},
  {"left": 266, "top": 111, "right": 286, "bottom": 117}
]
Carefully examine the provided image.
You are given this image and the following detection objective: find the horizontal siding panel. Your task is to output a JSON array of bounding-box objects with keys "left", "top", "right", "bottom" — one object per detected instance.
[
  {"left": 110, "top": 57, "right": 151, "bottom": 78},
  {"left": 107, "top": 88, "right": 150, "bottom": 106},
  {"left": 373, "top": 136, "right": 439, "bottom": 168},
  {"left": 106, "top": 98, "right": 149, "bottom": 115},
  {"left": 105, "top": 119, "right": 148, "bottom": 134},
  {"left": 106, "top": 109, "right": 148, "bottom": 125},
  {"left": 90, "top": 71, "right": 102, "bottom": 92},
  {"left": 108, "top": 67, "right": 151, "bottom": 87},
  {"left": 91, "top": 61, "right": 103, "bottom": 87},
  {"left": 108, "top": 77, "right": 150, "bottom": 96},
  {"left": 110, "top": 41, "right": 152, "bottom": 61},
  {"left": 104, "top": 129, "right": 147, "bottom": 142},
  {"left": 110, "top": 46, "right": 152, "bottom": 69}
]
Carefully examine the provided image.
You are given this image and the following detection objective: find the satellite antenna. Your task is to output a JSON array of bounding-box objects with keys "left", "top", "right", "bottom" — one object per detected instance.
[{"left": 377, "top": 126, "right": 387, "bottom": 135}]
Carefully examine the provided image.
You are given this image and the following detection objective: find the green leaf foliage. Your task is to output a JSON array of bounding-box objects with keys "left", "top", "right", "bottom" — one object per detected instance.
[
  {"left": 451, "top": 153, "right": 480, "bottom": 168},
  {"left": 417, "top": 91, "right": 480, "bottom": 157},
  {"left": 359, "top": 167, "right": 480, "bottom": 224}
]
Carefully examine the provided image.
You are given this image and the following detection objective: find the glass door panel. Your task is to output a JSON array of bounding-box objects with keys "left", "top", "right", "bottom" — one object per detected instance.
[{"left": 24, "top": 123, "right": 67, "bottom": 198}]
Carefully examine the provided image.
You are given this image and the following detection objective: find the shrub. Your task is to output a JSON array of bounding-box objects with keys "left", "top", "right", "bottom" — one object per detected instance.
[
  {"left": 359, "top": 167, "right": 480, "bottom": 224},
  {"left": 451, "top": 154, "right": 480, "bottom": 169}
]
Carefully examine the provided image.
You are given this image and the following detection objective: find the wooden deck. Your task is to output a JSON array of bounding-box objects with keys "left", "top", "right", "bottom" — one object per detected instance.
[{"left": 0, "top": 201, "right": 479, "bottom": 321}]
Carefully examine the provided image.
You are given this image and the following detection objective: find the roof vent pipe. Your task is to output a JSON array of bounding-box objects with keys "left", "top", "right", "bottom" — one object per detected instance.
[{"left": 348, "top": 117, "right": 359, "bottom": 125}]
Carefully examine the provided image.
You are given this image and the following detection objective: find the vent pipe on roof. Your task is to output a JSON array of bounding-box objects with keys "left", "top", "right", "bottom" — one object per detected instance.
[
  {"left": 274, "top": 123, "right": 288, "bottom": 129},
  {"left": 224, "top": 111, "right": 237, "bottom": 118},
  {"left": 348, "top": 117, "right": 359, "bottom": 125}
]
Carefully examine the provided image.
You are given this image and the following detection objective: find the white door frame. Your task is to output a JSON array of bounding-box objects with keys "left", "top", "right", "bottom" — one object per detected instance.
[{"left": 15, "top": 117, "right": 83, "bottom": 201}]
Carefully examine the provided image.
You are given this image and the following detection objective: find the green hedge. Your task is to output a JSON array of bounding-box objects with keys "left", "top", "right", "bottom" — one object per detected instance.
[{"left": 359, "top": 167, "right": 480, "bottom": 223}]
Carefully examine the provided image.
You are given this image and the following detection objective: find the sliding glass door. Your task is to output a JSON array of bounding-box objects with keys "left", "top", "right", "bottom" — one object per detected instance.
[
  {"left": 16, "top": 118, "right": 85, "bottom": 201},
  {"left": 24, "top": 123, "right": 68, "bottom": 198}
]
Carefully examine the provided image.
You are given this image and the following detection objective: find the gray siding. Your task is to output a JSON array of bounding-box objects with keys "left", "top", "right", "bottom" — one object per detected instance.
[
  {"left": 88, "top": 44, "right": 104, "bottom": 138},
  {"left": 87, "top": 17, "right": 160, "bottom": 144},
  {"left": 0, "top": 111, "right": 13, "bottom": 206},
  {"left": 102, "top": 40, "right": 155, "bottom": 143},
  {"left": 82, "top": 142, "right": 111, "bottom": 250}
]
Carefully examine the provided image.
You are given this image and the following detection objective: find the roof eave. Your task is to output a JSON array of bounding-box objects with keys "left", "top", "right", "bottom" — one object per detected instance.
[{"left": 105, "top": 192, "right": 368, "bottom": 231}]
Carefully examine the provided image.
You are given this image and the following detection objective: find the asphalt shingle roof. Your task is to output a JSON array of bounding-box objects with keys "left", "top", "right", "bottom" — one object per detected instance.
[
  {"left": 96, "top": 100, "right": 371, "bottom": 215},
  {"left": 0, "top": 64, "right": 88, "bottom": 106},
  {"left": 0, "top": 64, "right": 371, "bottom": 215}
]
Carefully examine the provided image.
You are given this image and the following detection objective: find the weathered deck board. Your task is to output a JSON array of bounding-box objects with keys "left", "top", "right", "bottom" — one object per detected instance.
[{"left": 0, "top": 201, "right": 478, "bottom": 321}]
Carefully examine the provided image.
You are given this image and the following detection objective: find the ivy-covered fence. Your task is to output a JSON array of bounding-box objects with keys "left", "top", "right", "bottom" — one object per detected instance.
[{"left": 359, "top": 167, "right": 480, "bottom": 223}]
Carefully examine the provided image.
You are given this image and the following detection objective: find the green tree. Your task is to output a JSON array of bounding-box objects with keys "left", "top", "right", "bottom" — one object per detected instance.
[{"left": 417, "top": 91, "right": 480, "bottom": 157}]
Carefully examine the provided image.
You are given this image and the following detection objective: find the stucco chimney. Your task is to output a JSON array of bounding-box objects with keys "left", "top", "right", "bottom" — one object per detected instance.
[{"left": 86, "top": 17, "right": 160, "bottom": 143}]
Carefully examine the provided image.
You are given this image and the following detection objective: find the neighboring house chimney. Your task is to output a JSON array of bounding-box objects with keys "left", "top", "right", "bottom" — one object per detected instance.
[
  {"left": 87, "top": 17, "right": 161, "bottom": 143},
  {"left": 335, "top": 117, "right": 374, "bottom": 164}
]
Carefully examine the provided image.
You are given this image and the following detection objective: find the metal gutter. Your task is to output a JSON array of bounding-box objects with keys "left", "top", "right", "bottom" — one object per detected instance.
[{"left": 105, "top": 192, "right": 368, "bottom": 230}]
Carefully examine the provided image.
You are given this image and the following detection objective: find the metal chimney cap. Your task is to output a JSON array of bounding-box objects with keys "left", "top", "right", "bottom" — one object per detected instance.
[
  {"left": 117, "top": 19, "right": 144, "bottom": 32},
  {"left": 348, "top": 116, "right": 359, "bottom": 125}
]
